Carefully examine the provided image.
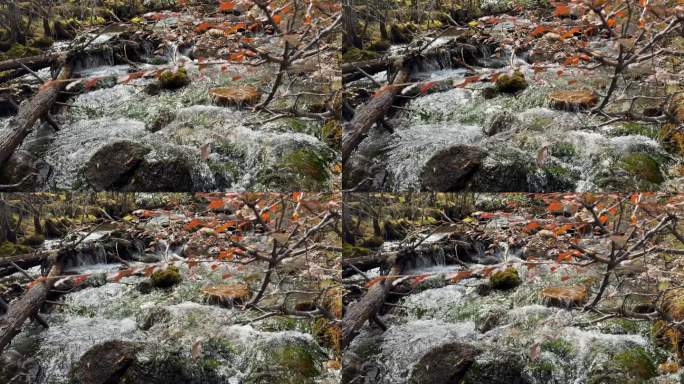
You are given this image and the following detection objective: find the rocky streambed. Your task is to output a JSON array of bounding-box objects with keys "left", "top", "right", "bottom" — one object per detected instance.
[{"left": 344, "top": 13, "right": 684, "bottom": 192}]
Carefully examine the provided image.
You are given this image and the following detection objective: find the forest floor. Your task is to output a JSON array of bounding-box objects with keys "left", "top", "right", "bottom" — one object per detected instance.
[
  {"left": 0, "top": 0, "right": 341, "bottom": 192},
  {"left": 342, "top": 0, "right": 684, "bottom": 192},
  {"left": 0, "top": 192, "right": 341, "bottom": 384},
  {"left": 342, "top": 193, "right": 684, "bottom": 384}
]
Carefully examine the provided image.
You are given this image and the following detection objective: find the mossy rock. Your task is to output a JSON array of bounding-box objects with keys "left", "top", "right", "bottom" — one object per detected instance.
[
  {"left": 150, "top": 265, "right": 182, "bottom": 288},
  {"left": 20, "top": 234, "right": 45, "bottom": 247},
  {"left": 660, "top": 123, "right": 684, "bottom": 156},
  {"left": 541, "top": 338, "right": 574, "bottom": 358},
  {"left": 384, "top": 219, "right": 411, "bottom": 240},
  {"left": 280, "top": 148, "right": 331, "bottom": 189},
  {"left": 389, "top": 23, "right": 418, "bottom": 44},
  {"left": 0, "top": 241, "right": 32, "bottom": 257},
  {"left": 620, "top": 152, "right": 664, "bottom": 184},
  {"left": 158, "top": 67, "right": 190, "bottom": 90},
  {"left": 342, "top": 47, "right": 379, "bottom": 62},
  {"left": 490, "top": 268, "right": 521, "bottom": 290},
  {"left": 587, "top": 347, "right": 657, "bottom": 384},
  {"left": 360, "top": 236, "right": 384, "bottom": 248},
  {"left": 321, "top": 119, "right": 342, "bottom": 150},
  {"left": 30, "top": 36, "right": 54, "bottom": 49},
  {"left": 0, "top": 44, "right": 41, "bottom": 60},
  {"left": 245, "top": 337, "right": 323, "bottom": 384},
  {"left": 366, "top": 40, "right": 391, "bottom": 52},
  {"left": 342, "top": 243, "right": 369, "bottom": 258},
  {"left": 495, "top": 71, "right": 528, "bottom": 93}
]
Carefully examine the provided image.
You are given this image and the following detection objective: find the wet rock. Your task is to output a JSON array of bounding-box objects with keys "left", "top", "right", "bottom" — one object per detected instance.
[
  {"left": 136, "top": 306, "right": 171, "bottom": 330},
  {"left": 44, "top": 217, "right": 70, "bottom": 238},
  {"left": 201, "top": 283, "right": 252, "bottom": 307},
  {"left": 150, "top": 265, "right": 182, "bottom": 288},
  {"left": 70, "top": 340, "right": 141, "bottom": 384},
  {"left": 242, "top": 333, "right": 325, "bottom": 383},
  {"left": 462, "top": 349, "right": 530, "bottom": 384},
  {"left": 0, "top": 150, "right": 50, "bottom": 190},
  {"left": 475, "top": 281, "right": 492, "bottom": 296},
  {"left": 209, "top": 86, "right": 261, "bottom": 108},
  {"left": 136, "top": 279, "right": 154, "bottom": 294},
  {"left": 84, "top": 140, "right": 151, "bottom": 190},
  {"left": 389, "top": 23, "right": 418, "bottom": 44},
  {"left": 548, "top": 89, "right": 598, "bottom": 111},
  {"left": 483, "top": 111, "right": 519, "bottom": 136},
  {"left": 619, "top": 152, "right": 665, "bottom": 185},
  {"left": 384, "top": 219, "right": 411, "bottom": 240},
  {"left": 540, "top": 285, "right": 588, "bottom": 308},
  {"left": 158, "top": 67, "right": 190, "bottom": 90},
  {"left": 125, "top": 156, "right": 195, "bottom": 191},
  {"left": 495, "top": 71, "right": 528, "bottom": 93},
  {"left": 586, "top": 346, "right": 657, "bottom": 384},
  {"left": 421, "top": 145, "right": 485, "bottom": 191},
  {"left": 410, "top": 342, "right": 482, "bottom": 384},
  {"left": 490, "top": 268, "right": 521, "bottom": 290},
  {"left": 468, "top": 146, "right": 532, "bottom": 191}
]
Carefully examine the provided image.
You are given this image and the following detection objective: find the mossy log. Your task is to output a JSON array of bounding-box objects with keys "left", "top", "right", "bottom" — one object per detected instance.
[{"left": 0, "top": 52, "right": 65, "bottom": 73}]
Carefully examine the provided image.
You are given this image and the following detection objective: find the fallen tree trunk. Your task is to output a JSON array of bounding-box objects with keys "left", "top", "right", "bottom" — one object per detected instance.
[
  {"left": 341, "top": 66, "right": 410, "bottom": 162},
  {"left": 0, "top": 251, "right": 65, "bottom": 353},
  {"left": 0, "top": 251, "right": 57, "bottom": 277},
  {"left": 341, "top": 262, "right": 402, "bottom": 348},
  {"left": 0, "top": 53, "right": 65, "bottom": 73},
  {"left": 342, "top": 252, "right": 394, "bottom": 278},
  {"left": 0, "top": 61, "right": 72, "bottom": 165}
]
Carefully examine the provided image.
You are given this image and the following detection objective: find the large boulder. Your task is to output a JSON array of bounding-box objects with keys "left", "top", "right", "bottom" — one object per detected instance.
[
  {"left": 420, "top": 145, "right": 485, "bottom": 191},
  {"left": 84, "top": 140, "right": 151, "bottom": 190},
  {"left": 125, "top": 156, "right": 195, "bottom": 191}
]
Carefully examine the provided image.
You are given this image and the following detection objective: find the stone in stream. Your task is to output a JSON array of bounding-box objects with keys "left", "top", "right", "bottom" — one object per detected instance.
[
  {"left": 495, "top": 71, "right": 528, "bottom": 93},
  {"left": 540, "top": 285, "right": 588, "bottom": 308},
  {"left": 201, "top": 283, "right": 252, "bottom": 307},
  {"left": 84, "top": 140, "right": 151, "bottom": 191},
  {"left": 209, "top": 86, "right": 262, "bottom": 108},
  {"left": 548, "top": 89, "right": 598, "bottom": 111},
  {"left": 490, "top": 268, "right": 521, "bottom": 290},
  {"left": 420, "top": 145, "right": 485, "bottom": 191},
  {"left": 70, "top": 340, "right": 142, "bottom": 384}
]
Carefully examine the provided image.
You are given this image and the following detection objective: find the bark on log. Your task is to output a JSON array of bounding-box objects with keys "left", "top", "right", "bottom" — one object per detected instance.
[
  {"left": 0, "top": 53, "right": 65, "bottom": 73},
  {"left": 342, "top": 67, "right": 410, "bottom": 162},
  {"left": 0, "top": 62, "right": 72, "bottom": 165},
  {"left": 341, "top": 263, "right": 402, "bottom": 348},
  {"left": 342, "top": 252, "right": 394, "bottom": 277},
  {"left": 0, "top": 252, "right": 64, "bottom": 353},
  {"left": 0, "top": 251, "right": 57, "bottom": 277}
]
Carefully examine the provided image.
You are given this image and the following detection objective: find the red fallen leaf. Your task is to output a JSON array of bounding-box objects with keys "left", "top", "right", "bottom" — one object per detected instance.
[
  {"left": 121, "top": 70, "right": 146, "bottom": 84},
  {"left": 419, "top": 81, "right": 435, "bottom": 94},
  {"left": 260, "top": 211, "right": 270, "bottom": 222},
  {"left": 531, "top": 25, "right": 549, "bottom": 37},
  {"left": 556, "top": 251, "right": 575, "bottom": 263},
  {"left": 72, "top": 274, "right": 91, "bottom": 286},
  {"left": 599, "top": 214, "right": 609, "bottom": 225},
  {"left": 144, "top": 265, "right": 156, "bottom": 277},
  {"left": 554, "top": 4, "right": 571, "bottom": 17},
  {"left": 187, "top": 258, "right": 198, "bottom": 269},
  {"left": 606, "top": 18, "right": 616, "bottom": 27},
  {"left": 608, "top": 207, "right": 618, "bottom": 215},
  {"left": 532, "top": 66, "right": 545, "bottom": 73},
  {"left": 26, "top": 276, "right": 47, "bottom": 289},
  {"left": 195, "top": 21, "right": 212, "bottom": 33},
  {"left": 240, "top": 37, "right": 255, "bottom": 44},
  {"left": 218, "top": 250, "right": 235, "bottom": 261},
  {"left": 524, "top": 221, "right": 541, "bottom": 233},
  {"left": 218, "top": 1, "right": 235, "bottom": 11},
  {"left": 564, "top": 55, "right": 580, "bottom": 66},
  {"left": 449, "top": 270, "right": 472, "bottom": 283},
  {"left": 411, "top": 274, "right": 431, "bottom": 286},
  {"left": 272, "top": 14, "right": 282, "bottom": 24},
  {"left": 554, "top": 223, "right": 573, "bottom": 235},
  {"left": 228, "top": 52, "right": 246, "bottom": 62},
  {"left": 631, "top": 214, "right": 638, "bottom": 225},
  {"left": 208, "top": 199, "right": 225, "bottom": 210},
  {"left": 292, "top": 192, "right": 303, "bottom": 201},
  {"left": 112, "top": 268, "right": 134, "bottom": 283},
  {"left": 211, "top": 264, "right": 219, "bottom": 271},
  {"left": 455, "top": 75, "right": 481, "bottom": 88},
  {"left": 84, "top": 77, "right": 101, "bottom": 91},
  {"left": 561, "top": 274, "right": 570, "bottom": 281},
  {"left": 568, "top": 79, "right": 578, "bottom": 85},
  {"left": 547, "top": 201, "right": 563, "bottom": 212},
  {"left": 184, "top": 219, "right": 205, "bottom": 231},
  {"left": 222, "top": 273, "right": 232, "bottom": 279}
]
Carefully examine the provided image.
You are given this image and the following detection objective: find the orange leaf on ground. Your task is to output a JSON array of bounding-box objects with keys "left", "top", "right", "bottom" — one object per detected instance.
[{"left": 554, "top": 4, "right": 571, "bottom": 16}]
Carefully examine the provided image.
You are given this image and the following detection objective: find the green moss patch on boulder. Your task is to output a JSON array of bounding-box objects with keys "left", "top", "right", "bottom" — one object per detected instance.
[
  {"left": 490, "top": 268, "right": 521, "bottom": 290},
  {"left": 620, "top": 152, "right": 664, "bottom": 184},
  {"left": 495, "top": 71, "right": 528, "bottom": 94},
  {"left": 150, "top": 265, "right": 182, "bottom": 288},
  {"left": 159, "top": 67, "right": 190, "bottom": 90}
]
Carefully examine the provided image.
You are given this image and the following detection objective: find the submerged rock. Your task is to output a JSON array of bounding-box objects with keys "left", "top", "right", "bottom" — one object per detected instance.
[
  {"left": 540, "top": 285, "right": 588, "bottom": 308},
  {"left": 84, "top": 140, "right": 151, "bottom": 190},
  {"left": 420, "top": 145, "right": 485, "bottom": 191},
  {"left": 548, "top": 89, "right": 598, "bottom": 111}
]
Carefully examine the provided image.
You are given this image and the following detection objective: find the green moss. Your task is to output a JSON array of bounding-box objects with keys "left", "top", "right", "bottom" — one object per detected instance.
[
  {"left": 159, "top": 67, "right": 190, "bottom": 90},
  {"left": 280, "top": 148, "right": 330, "bottom": 188},
  {"left": 342, "top": 243, "right": 369, "bottom": 258},
  {"left": 271, "top": 345, "right": 319, "bottom": 379},
  {"left": 612, "top": 347, "right": 657, "bottom": 382},
  {"left": 620, "top": 152, "right": 664, "bottom": 184},
  {"left": 550, "top": 142, "right": 577, "bottom": 158},
  {"left": 20, "top": 234, "right": 45, "bottom": 246},
  {"left": 0, "top": 241, "right": 32, "bottom": 257},
  {"left": 361, "top": 236, "right": 384, "bottom": 248},
  {"left": 0, "top": 44, "right": 42, "bottom": 61},
  {"left": 610, "top": 122, "right": 660, "bottom": 140},
  {"left": 342, "top": 47, "right": 380, "bottom": 62},
  {"left": 29, "top": 36, "right": 54, "bottom": 49},
  {"left": 496, "top": 71, "right": 528, "bottom": 93},
  {"left": 530, "top": 359, "right": 555, "bottom": 376},
  {"left": 320, "top": 119, "right": 341, "bottom": 150},
  {"left": 490, "top": 268, "right": 521, "bottom": 290},
  {"left": 366, "top": 40, "right": 391, "bottom": 52},
  {"left": 541, "top": 338, "right": 574, "bottom": 358},
  {"left": 151, "top": 266, "right": 182, "bottom": 288}
]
